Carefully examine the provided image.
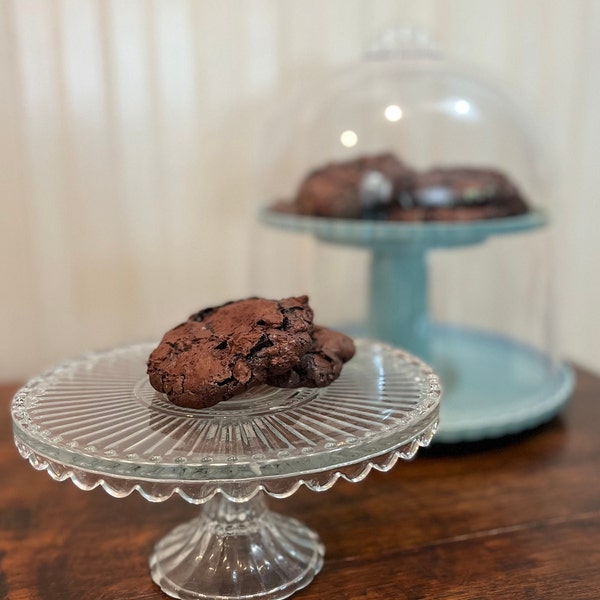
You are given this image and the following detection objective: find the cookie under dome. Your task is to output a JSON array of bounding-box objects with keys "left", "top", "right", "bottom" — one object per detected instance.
[{"left": 253, "top": 26, "right": 573, "bottom": 443}]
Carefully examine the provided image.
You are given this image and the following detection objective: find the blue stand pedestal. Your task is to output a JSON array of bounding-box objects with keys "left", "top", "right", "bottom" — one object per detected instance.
[{"left": 370, "top": 248, "right": 429, "bottom": 361}]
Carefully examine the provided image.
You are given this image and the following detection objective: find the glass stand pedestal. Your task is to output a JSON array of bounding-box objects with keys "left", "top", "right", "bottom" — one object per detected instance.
[{"left": 150, "top": 494, "right": 323, "bottom": 600}]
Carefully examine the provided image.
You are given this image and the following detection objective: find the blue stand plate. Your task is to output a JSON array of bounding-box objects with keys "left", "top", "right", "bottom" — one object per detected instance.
[{"left": 259, "top": 208, "right": 547, "bottom": 249}]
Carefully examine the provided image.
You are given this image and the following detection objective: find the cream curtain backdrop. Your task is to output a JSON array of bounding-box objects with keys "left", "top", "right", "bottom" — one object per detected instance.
[{"left": 0, "top": 0, "right": 598, "bottom": 379}]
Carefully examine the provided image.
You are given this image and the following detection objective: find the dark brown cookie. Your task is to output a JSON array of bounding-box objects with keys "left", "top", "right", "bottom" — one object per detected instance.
[
  {"left": 294, "top": 152, "right": 415, "bottom": 219},
  {"left": 147, "top": 296, "right": 314, "bottom": 409},
  {"left": 389, "top": 166, "right": 529, "bottom": 221},
  {"left": 277, "top": 154, "right": 529, "bottom": 222},
  {"left": 266, "top": 325, "right": 355, "bottom": 388}
]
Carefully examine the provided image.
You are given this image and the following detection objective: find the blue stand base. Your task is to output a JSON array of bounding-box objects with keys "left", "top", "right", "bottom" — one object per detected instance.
[
  {"left": 429, "top": 325, "right": 575, "bottom": 442},
  {"left": 338, "top": 322, "right": 574, "bottom": 443}
]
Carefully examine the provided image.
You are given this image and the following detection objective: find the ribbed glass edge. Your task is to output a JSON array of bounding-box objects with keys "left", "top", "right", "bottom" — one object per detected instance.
[
  {"left": 12, "top": 403, "right": 439, "bottom": 482},
  {"left": 14, "top": 418, "right": 438, "bottom": 504}
]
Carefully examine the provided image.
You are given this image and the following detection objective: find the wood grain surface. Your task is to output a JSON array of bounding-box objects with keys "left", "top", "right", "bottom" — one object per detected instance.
[{"left": 1, "top": 368, "right": 599, "bottom": 600}]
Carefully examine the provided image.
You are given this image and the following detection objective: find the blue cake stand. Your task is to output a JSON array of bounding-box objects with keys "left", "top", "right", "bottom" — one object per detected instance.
[{"left": 260, "top": 208, "right": 575, "bottom": 443}]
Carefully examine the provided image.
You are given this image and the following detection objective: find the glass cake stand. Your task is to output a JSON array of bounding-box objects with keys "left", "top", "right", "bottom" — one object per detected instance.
[{"left": 11, "top": 340, "right": 440, "bottom": 600}]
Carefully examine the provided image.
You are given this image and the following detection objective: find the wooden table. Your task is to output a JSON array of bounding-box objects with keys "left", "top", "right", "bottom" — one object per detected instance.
[{"left": 1, "top": 368, "right": 599, "bottom": 600}]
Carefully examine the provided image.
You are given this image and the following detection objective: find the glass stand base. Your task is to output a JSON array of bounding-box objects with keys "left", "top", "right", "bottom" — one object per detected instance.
[{"left": 150, "top": 494, "right": 325, "bottom": 600}]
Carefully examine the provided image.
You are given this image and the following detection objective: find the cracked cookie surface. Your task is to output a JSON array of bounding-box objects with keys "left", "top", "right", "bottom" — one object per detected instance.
[{"left": 147, "top": 296, "right": 314, "bottom": 408}]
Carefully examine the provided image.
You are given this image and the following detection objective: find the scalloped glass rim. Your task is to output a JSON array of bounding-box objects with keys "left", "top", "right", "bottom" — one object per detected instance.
[
  {"left": 259, "top": 207, "right": 547, "bottom": 248},
  {"left": 14, "top": 424, "right": 436, "bottom": 504},
  {"left": 12, "top": 340, "right": 440, "bottom": 502}
]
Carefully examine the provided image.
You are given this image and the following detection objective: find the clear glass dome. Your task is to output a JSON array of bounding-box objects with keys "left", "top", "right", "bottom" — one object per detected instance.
[{"left": 253, "top": 27, "right": 574, "bottom": 443}]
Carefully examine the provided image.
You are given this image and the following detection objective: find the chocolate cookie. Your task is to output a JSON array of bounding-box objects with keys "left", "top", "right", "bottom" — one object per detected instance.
[
  {"left": 266, "top": 325, "right": 355, "bottom": 388},
  {"left": 276, "top": 153, "right": 529, "bottom": 222},
  {"left": 389, "top": 166, "right": 529, "bottom": 221},
  {"left": 294, "top": 152, "right": 415, "bottom": 219},
  {"left": 147, "top": 296, "right": 314, "bottom": 409}
]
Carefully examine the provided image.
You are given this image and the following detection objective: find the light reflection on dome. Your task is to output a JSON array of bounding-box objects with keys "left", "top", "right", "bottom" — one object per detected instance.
[
  {"left": 340, "top": 129, "right": 358, "bottom": 147},
  {"left": 454, "top": 98, "right": 471, "bottom": 115},
  {"left": 384, "top": 104, "right": 403, "bottom": 122}
]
